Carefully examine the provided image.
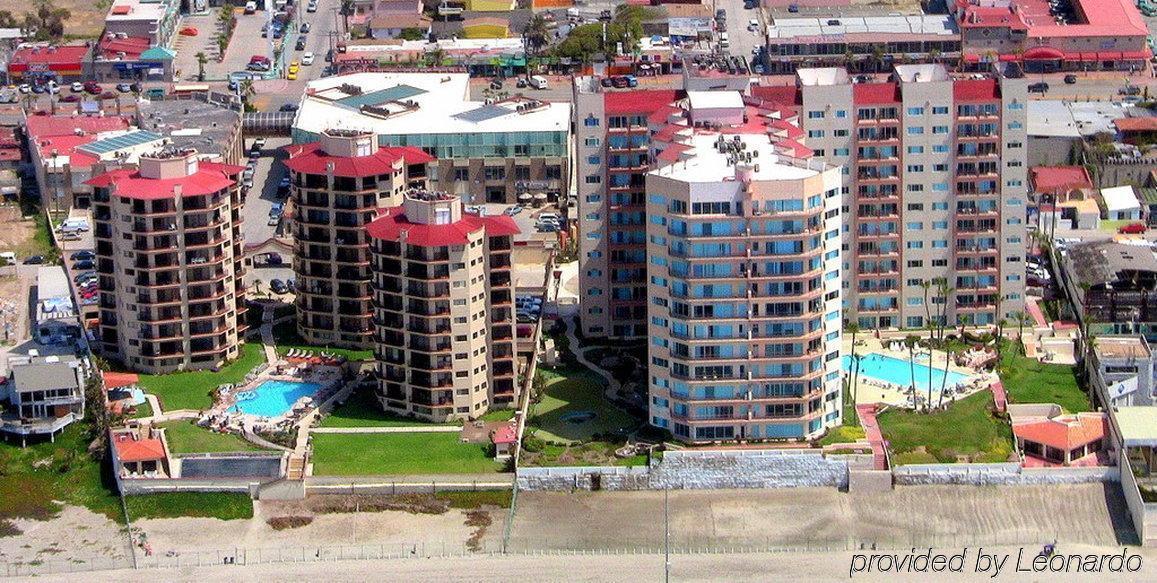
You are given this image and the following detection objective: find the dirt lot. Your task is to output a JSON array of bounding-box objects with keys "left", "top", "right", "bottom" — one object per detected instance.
[
  {"left": 0, "top": 505, "right": 129, "bottom": 566},
  {"left": 509, "top": 484, "right": 1132, "bottom": 552},
  {"left": 0, "top": 206, "right": 40, "bottom": 258},
  {"left": 0, "top": 0, "right": 107, "bottom": 38},
  {"left": 132, "top": 495, "right": 506, "bottom": 558}
]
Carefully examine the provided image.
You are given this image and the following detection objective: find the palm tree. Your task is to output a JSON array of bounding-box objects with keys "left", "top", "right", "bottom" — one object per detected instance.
[
  {"left": 195, "top": 52, "right": 207, "bottom": 82},
  {"left": 925, "top": 322, "right": 936, "bottom": 410},
  {"left": 427, "top": 47, "right": 447, "bottom": 67},
  {"left": 903, "top": 335, "right": 920, "bottom": 410},
  {"left": 938, "top": 342, "right": 953, "bottom": 409},
  {"left": 846, "top": 321, "right": 861, "bottom": 425},
  {"left": 523, "top": 14, "right": 549, "bottom": 58},
  {"left": 920, "top": 280, "right": 932, "bottom": 338},
  {"left": 1013, "top": 311, "right": 1029, "bottom": 354},
  {"left": 995, "top": 317, "right": 1007, "bottom": 349}
]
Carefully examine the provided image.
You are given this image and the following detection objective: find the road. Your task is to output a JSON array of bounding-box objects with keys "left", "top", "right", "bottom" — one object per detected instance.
[{"left": 715, "top": 0, "right": 766, "bottom": 64}]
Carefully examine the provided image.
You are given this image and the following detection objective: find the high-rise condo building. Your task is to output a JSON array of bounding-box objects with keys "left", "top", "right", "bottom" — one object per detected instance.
[
  {"left": 644, "top": 92, "right": 845, "bottom": 442},
  {"left": 786, "top": 63, "right": 1027, "bottom": 329},
  {"left": 284, "top": 128, "right": 434, "bottom": 349},
  {"left": 367, "top": 191, "right": 520, "bottom": 422},
  {"left": 91, "top": 149, "right": 247, "bottom": 373}
]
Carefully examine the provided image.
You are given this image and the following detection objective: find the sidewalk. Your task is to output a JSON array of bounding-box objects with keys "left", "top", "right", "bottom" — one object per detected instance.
[{"left": 310, "top": 426, "right": 461, "bottom": 434}]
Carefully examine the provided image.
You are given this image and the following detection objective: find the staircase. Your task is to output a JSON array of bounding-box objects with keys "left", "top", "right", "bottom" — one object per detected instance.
[{"left": 286, "top": 453, "right": 307, "bottom": 481}]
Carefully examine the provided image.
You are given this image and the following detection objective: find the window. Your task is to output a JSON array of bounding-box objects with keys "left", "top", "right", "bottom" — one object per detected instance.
[
  {"left": 906, "top": 241, "right": 924, "bottom": 249},
  {"left": 907, "top": 146, "right": 924, "bottom": 154},
  {"left": 835, "top": 110, "right": 847, "bottom": 118},
  {"left": 932, "top": 125, "right": 949, "bottom": 134},
  {"left": 907, "top": 107, "right": 924, "bottom": 116},
  {"left": 932, "top": 106, "right": 949, "bottom": 114},
  {"left": 1008, "top": 102, "right": 1024, "bottom": 110},
  {"left": 584, "top": 137, "right": 600, "bottom": 146},
  {"left": 483, "top": 167, "right": 505, "bottom": 180},
  {"left": 934, "top": 163, "right": 948, "bottom": 172},
  {"left": 932, "top": 221, "right": 948, "bottom": 229},
  {"left": 583, "top": 116, "right": 600, "bottom": 127},
  {"left": 932, "top": 145, "right": 948, "bottom": 153},
  {"left": 585, "top": 175, "right": 602, "bottom": 184},
  {"left": 906, "top": 222, "right": 923, "bottom": 230},
  {"left": 932, "top": 240, "right": 948, "bottom": 249},
  {"left": 907, "top": 126, "right": 924, "bottom": 135},
  {"left": 453, "top": 167, "right": 469, "bottom": 181},
  {"left": 932, "top": 183, "right": 949, "bottom": 192},
  {"left": 834, "top": 148, "right": 850, "bottom": 156},
  {"left": 808, "top": 110, "right": 825, "bottom": 119},
  {"left": 907, "top": 203, "right": 923, "bottom": 211},
  {"left": 834, "top": 129, "right": 849, "bottom": 137},
  {"left": 586, "top": 155, "right": 601, "bottom": 164},
  {"left": 808, "top": 130, "right": 825, "bottom": 138},
  {"left": 932, "top": 202, "right": 948, "bottom": 210},
  {"left": 906, "top": 184, "right": 924, "bottom": 192}
]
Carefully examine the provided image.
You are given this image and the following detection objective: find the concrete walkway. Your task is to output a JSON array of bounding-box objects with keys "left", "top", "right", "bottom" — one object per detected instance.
[
  {"left": 855, "top": 404, "right": 889, "bottom": 471},
  {"left": 310, "top": 426, "right": 461, "bottom": 434},
  {"left": 259, "top": 307, "right": 278, "bottom": 364},
  {"left": 562, "top": 314, "right": 619, "bottom": 400}
]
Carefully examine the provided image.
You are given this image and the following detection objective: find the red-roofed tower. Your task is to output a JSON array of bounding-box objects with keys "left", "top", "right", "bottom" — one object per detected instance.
[
  {"left": 90, "top": 149, "right": 247, "bottom": 373},
  {"left": 284, "top": 128, "right": 433, "bottom": 349},
  {"left": 368, "top": 191, "right": 520, "bottom": 421}
]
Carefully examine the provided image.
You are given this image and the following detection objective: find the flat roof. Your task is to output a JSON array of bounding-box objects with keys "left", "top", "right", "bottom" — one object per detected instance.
[
  {"left": 1027, "top": 100, "right": 1081, "bottom": 138},
  {"left": 686, "top": 91, "right": 745, "bottom": 110},
  {"left": 295, "top": 73, "right": 570, "bottom": 138},
  {"left": 106, "top": 0, "right": 171, "bottom": 22},
  {"left": 1094, "top": 336, "right": 1150, "bottom": 359},
  {"left": 136, "top": 98, "right": 240, "bottom": 160},
  {"left": 650, "top": 132, "right": 821, "bottom": 183},
  {"left": 1101, "top": 185, "right": 1140, "bottom": 212},
  {"left": 768, "top": 14, "right": 957, "bottom": 40},
  {"left": 1115, "top": 406, "right": 1157, "bottom": 445}
]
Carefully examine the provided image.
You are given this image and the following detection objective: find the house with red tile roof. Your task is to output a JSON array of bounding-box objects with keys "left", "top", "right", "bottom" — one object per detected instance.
[
  {"left": 1010, "top": 405, "right": 1109, "bottom": 466},
  {"left": 110, "top": 426, "right": 170, "bottom": 480}
]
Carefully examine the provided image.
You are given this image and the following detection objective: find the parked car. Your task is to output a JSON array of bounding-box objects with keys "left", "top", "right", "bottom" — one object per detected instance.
[
  {"left": 1119, "top": 222, "right": 1147, "bottom": 234},
  {"left": 279, "top": 103, "right": 299, "bottom": 112},
  {"left": 300, "top": 22, "right": 311, "bottom": 33},
  {"left": 116, "top": 83, "right": 132, "bottom": 92},
  {"left": 70, "top": 82, "right": 84, "bottom": 92},
  {"left": 73, "top": 259, "right": 94, "bottom": 270},
  {"left": 1064, "top": 74, "right": 1078, "bottom": 84},
  {"left": 70, "top": 250, "right": 95, "bottom": 261},
  {"left": 295, "top": 36, "right": 307, "bottom": 51},
  {"left": 270, "top": 279, "right": 288, "bottom": 294},
  {"left": 503, "top": 206, "right": 523, "bottom": 216},
  {"left": 22, "top": 255, "right": 44, "bottom": 265},
  {"left": 302, "top": 51, "right": 315, "bottom": 65},
  {"left": 83, "top": 81, "right": 101, "bottom": 94},
  {"left": 1120, "top": 85, "right": 1142, "bottom": 96},
  {"left": 267, "top": 214, "right": 281, "bottom": 226},
  {"left": 1027, "top": 82, "right": 1049, "bottom": 94}
]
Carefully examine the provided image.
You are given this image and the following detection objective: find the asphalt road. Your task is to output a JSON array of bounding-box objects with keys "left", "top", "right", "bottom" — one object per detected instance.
[
  {"left": 240, "top": 136, "right": 291, "bottom": 247},
  {"left": 716, "top": 0, "right": 766, "bottom": 64}
]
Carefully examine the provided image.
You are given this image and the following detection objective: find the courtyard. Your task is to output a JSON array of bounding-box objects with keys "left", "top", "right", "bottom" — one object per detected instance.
[
  {"left": 528, "top": 369, "right": 640, "bottom": 444},
  {"left": 309, "top": 432, "right": 504, "bottom": 476}
]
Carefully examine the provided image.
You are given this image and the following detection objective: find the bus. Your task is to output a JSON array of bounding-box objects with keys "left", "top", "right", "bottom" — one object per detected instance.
[{"left": 170, "top": 83, "right": 211, "bottom": 95}]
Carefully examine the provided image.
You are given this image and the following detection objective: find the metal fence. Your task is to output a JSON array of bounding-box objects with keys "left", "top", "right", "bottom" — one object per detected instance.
[{"left": 3, "top": 531, "right": 1068, "bottom": 578}]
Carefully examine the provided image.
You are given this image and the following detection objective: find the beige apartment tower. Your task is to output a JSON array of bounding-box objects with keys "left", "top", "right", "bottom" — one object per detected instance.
[
  {"left": 368, "top": 192, "right": 520, "bottom": 422},
  {"left": 284, "top": 129, "right": 434, "bottom": 349},
  {"left": 91, "top": 150, "right": 247, "bottom": 374}
]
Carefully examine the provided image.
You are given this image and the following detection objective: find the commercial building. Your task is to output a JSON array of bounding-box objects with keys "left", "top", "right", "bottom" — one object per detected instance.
[
  {"left": 292, "top": 73, "right": 570, "bottom": 205},
  {"left": 35, "top": 266, "right": 82, "bottom": 346},
  {"left": 765, "top": 15, "right": 961, "bottom": 73},
  {"left": 103, "top": 0, "right": 180, "bottom": 47},
  {"left": 786, "top": 63, "right": 1028, "bottom": 329},
  {"left": 1090, "top": 335, "right": 1156, "bottom": 407},
  {"left": 955, "top": 0, "right": 1150, "bottom": 72},
  {"left": 367, "top": 191, "right": 520, "bottom": 421},
  {"left": 25, "top": 116, "right": 134, "bottom": 211},
  {"left": 89, "top": 149, "right": 247, "bottom": 374},
  {"left": 0, "top": 356, "right": 86, "bottom": 445},
  {"left": 643, "top": 92, "right": 844, "bottom": 442},
  {"left": 1061, "top": 240, "right": 1157, "bottom": 342},
  {"left": 283, "top": 129, "right": 434, "bottom": 349},
  {"left": 7, "top": 44, "right": 89, "bottom": 83},
  {"left": 135, "top": 95, "right": 245, "bottom": 165}
]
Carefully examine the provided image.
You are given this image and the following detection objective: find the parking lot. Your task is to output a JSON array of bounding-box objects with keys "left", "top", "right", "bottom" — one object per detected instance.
[
  {"left": 715, "top": 0, "right": 766, "bottom": 65},
  {"left": 170, "top": 11, "right": 229, "bottom": 81},
  {"left": 239, "top": 136, "right": 294, "bottom": 294}
]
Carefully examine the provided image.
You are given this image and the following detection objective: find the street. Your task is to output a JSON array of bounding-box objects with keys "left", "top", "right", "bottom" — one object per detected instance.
[{"left": 715, "top": 0, "right": 766, "bottom": 64}]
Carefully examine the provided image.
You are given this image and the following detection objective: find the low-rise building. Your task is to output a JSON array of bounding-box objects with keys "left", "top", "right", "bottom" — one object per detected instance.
[
  {"left": 35, "top": 266, "right": 82, "bottom": 346},
  {"left": 367, "top": 191, "right": 520, "bottom": 421},
  {"left": 7, "top": 44, "right": 90, "bottom": 84},
  {"left": 765, "top": 14, "right": 961, "bottom": 73},
  {"left": 1, "top": 357, "right": 86, "bottom": 445},
  {"left": 1061, "top": 240, "right": 1157, "bottom": 341},
  {"left": 1091, "top": 335, "right": 1156, "bottom": 407},
  {"left": 1101, "top": 185, "right": 1143, "bottom": 221},
  {"left": 293, "top": 73, "right": 570, "bottom": 205},
  {"left": 25, "top": 115, "right": 134, "bottom": 211}
]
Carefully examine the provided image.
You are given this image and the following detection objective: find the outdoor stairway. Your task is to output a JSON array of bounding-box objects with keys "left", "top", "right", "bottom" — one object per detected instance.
[
  {"left": 856, "top": 404, "right": 889, "bottom": 471},
  {"left": 286, "top": 454, "right": 307, "bottom": 481}
]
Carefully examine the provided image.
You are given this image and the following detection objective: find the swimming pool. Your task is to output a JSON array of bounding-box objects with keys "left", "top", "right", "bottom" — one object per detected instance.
[
  {"left": 842, "top": 353, "right": 970, "bottom": 392},
  {"left": 231, "top": 380, "right": 322, "bottom": 417}
]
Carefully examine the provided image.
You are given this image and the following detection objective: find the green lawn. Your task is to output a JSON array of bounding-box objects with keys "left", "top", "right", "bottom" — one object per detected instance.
[
  {"left": 529, "top": 373, "right": 640, "bottom": 444},
  {"left": 272, "top": 321, "right": 373, "bottom": 362},
  {"left": 159, "top": 421, "right": 266, "bottom": 454},
  {"left": 998, "top": 347, "right": 1089, "bottom": 413},
  {"left": 878, "top": 391, "right": 1013, "bottom": 464},
  {"left": 125, "top": 492, "right": 253, "bottom": 520},
  {"left": 136, "top": 343, "right": 266, "bottom": 412},
  {"left": 310, "top": 432, "right": 503, "bottom": 475},
  {"left": 319, "top": 387, "right": 451, "bottom": 428},
  {"left": 479, "top": 409, "right": 516, "bottom": 422},
  {"left": 0, "top": 425, "right": 123, "bottom": 523}
]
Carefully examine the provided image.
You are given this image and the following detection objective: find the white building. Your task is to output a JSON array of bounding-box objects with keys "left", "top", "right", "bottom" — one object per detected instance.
[{"left": 1102, "top": 185, "right": 1143, "bottom": 221}]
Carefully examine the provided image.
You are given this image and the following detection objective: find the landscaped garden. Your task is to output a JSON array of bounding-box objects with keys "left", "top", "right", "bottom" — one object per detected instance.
[
  {"left": 997, "top": 344, "right": 1089, "bottom": 413},
  {"left": 159, "top": 420, "right": 266, "bottom": 454},
  {"left": 310, "top": 432, "right": 504, "bottom": 476},
  {"left": 877, "top": 391, "right": 1013, "bottom": 465},
  {"left": 136, "top": 343, "right": 266, "bottom": 412},
  {"left": 528, "top": 369, "right": 639, "bottom": 443},
  {"left": 519, "top": 439, "right": 650, "bottom": 467}
]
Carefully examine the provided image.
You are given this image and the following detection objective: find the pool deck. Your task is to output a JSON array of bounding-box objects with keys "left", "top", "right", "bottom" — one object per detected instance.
[{"left": 843, "top": 336, "right": 995, "bottom": 409}]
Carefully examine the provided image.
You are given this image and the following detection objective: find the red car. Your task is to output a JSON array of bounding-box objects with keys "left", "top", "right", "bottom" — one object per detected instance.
[{"left": 1119, "top": 222, "right": 1147, "bottom": 234}]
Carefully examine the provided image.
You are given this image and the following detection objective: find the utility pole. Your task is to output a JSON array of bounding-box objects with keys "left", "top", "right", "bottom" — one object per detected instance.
[{"left": 664, "top": 487, "right": 671, "bottom": 583}]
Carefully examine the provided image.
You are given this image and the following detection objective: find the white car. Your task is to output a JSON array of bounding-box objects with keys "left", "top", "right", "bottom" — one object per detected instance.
[
  {"left": 71, "top": 82, "right": 84, "bottom": 92},
  {"left": 301, "top": 51, "right": 314, "bottom": 65},
  {"left": 307, "top": 0, "right": 318, "bottom": 12}
]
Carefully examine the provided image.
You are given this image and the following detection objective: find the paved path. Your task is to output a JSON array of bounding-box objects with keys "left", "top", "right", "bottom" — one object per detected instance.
[
  {"left": 562, "top": 314, "right": 619, "bottom": 401},
  {"left": 310, "top": 426, "right": 461, "bottom": 434},
  {"left": 855, "top": 404, "right": 888, "bottom": 471},
  {"left": 258, "top": 308, "right": 278, "bottom": 364},
  {"left": 143, "top": 394, "right": 163, "bottom": 419}
]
